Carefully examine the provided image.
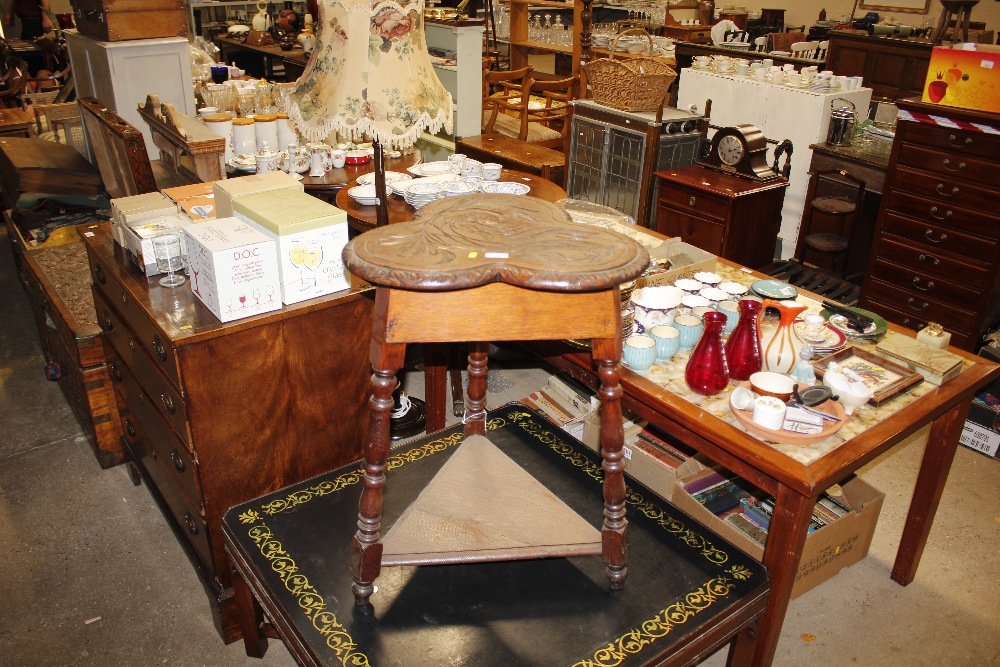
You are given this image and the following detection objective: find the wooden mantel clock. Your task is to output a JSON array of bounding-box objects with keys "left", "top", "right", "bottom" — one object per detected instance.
[{"left": 698, "top": 124, "right": 778, "bottom": 182}]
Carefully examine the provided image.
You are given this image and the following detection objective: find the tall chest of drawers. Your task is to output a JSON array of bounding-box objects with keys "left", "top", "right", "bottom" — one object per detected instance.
[
  {"left": 81, "top": 224, "right": 374, "bottom": 642},
  {"left": 859, "top": 99, "right": 1000, "bottom": 351}
]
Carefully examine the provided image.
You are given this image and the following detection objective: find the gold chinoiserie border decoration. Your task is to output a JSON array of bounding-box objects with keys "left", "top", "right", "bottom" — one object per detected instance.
[
  {"left": 237, "top": 406, "right": 755, "bottom": 664},
  {"left": 506, "top": 410, "right": 732, "bottom": 566},
  {"left": 247, "top": 522, "right": 371, "bottom": 666},
  {"left": 573, "top": 566, "right": 753, "bottom": 667}
]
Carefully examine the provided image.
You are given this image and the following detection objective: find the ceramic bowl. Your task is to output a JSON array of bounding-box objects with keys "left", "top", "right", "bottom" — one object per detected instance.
[
  {"left": 749, "top": 371, "right": 795, "bottom": 403},
  {"left": 479, "top": 181, "right": 529, "bottom": 195},
  {"left": 345, "top": 149, "right": 370, "bottom": 165},
  {"left": 631, "top": 285, "right": 683, "bottom": 333},
  {"left": 348, "top": 184, "right": 379, "bottom": 206}
]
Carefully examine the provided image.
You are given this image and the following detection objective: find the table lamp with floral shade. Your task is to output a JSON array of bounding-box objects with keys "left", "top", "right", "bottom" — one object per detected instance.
[{"left": 287, "top": 0, "right": 454, "bottom": 226}]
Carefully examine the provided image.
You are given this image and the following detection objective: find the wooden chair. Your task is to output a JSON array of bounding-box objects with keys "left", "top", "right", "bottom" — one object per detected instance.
[
  {"left": 723, "top": 29, "right": 750, "bottom": 44},
  {"left": 816, "top": 40, "right": 830, "bottom": 60},
  {"left": 0, "top": 58, "right": 29, "bottom": 109},
  {"left": 789, "top": 41, "right": 821, "bottom": 59},
  {"left": 341, "top": 195, "right": 648, "bottom": 607},
  {"left": 35, "top": 101, "right": 86, "bottom": 155},
  {"left": 753, "top": 36, "right": 768, "bottom": 52},
  {"left": 793, "top": 168, "right": 866, "bottom": 279},
  {"left": 23, "top": 89, "right": 58, "bottom": 132}
]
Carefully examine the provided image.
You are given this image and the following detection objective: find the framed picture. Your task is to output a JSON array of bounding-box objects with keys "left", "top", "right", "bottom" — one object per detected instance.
[
  {"left": 813, "top": 347, "right": 923, "bottom": 406},
  {"left": 858, "top": 0, "right": 930, "bottom": 14}
]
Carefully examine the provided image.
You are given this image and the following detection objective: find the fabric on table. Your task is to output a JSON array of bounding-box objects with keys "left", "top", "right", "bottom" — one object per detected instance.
[{"left": 711, "top": 20, "right": 739, "bottom": 45}]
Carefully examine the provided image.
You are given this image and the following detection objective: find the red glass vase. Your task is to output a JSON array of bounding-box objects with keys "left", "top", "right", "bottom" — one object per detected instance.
[
  {"left": 685, "top": 310, "right": 730, "bottom": 395},
  {"left": 724, "top": 297, "right": 764, "bottom": 381}
]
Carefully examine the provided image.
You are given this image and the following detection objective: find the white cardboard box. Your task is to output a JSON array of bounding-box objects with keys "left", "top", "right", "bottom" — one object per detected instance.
[
  {"left": 212, "top": 171, "right": 304, "bottom": 218},
  {"left": 232, "top": 189, "right": 350, "bottom": 304},
  {"left": 110, "top": 192, "right": 177, "bottom": 247},
  {"left": 182, "top": 217, "right": 282, "bottom": 323},
  {"left": 121, "top": 213, "right": 190, "bottom": 277}
]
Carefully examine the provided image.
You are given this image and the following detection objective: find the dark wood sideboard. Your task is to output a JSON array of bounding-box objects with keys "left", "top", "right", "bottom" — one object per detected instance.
[
  {"left": 859, "top": 99, "right": 1000, "bottom": 351},
  {"left": 825, "top": 31, "right": 932, "bottom": 100},
  {"left": 80, "top": 224, "right": 375, "bottom": 643}
]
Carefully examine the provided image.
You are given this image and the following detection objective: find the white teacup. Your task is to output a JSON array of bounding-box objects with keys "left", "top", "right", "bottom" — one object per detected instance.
[
  {"left": 448, "top": 153, "right": 466, "bottom": 173},
  {"left": 753, "top": 67, "right": 769, "bottom": 80},
  {"left": 762, "top": 58, "right": 773, "bottom": 68},
  {"left": 198, "top": 106, "right": 218, "bottom": 117},
  {"left": 736, "top": 63, "right": 750, "bottom": 76},
  {"left": 481, "top": 163, "right": 502, "bottom": 180},
  {"left": 330, "top": 150, "right": 347, "bottom": 169},
  {"left": 785, "top": 72, "right": 802, "bottom": 86}
]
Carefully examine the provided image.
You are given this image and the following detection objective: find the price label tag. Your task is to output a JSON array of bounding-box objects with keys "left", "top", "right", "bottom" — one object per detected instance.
[{"left": 960, "top": 422, "right": 1000, "bottom": 457}]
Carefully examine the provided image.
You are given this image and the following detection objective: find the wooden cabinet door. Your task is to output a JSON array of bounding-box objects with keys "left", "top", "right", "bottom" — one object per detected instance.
[{"left": 655, "top": 205, "right": 725, "bottom": 256}]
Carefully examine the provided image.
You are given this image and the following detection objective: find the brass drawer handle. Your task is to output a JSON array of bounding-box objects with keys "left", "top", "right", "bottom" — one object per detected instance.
[
  {"left": 929, "top": 207, "right": 952, "bottom": 221},
  {"left": 110, "top": 363, "right": 121, "bottom": 382},
  {"left": 161, "top": 393, "right": 175, "bottom": 414},
  {"left": 907, "top": 297, "right": 929, "bottom": 311},
  {"left": 101, "top": 313, "right": 113, "bottom": 332},
  {"left": 184, "top": 513, "right": 199, "bottom": 536},
  {"left": 121, "top": 292, "right": 129, "bottom": 307},
  {"left": 128, "top": 338, "right": 136, "bottom": 353},
  {"left": 918, "top": 254, "right": 940, "bottom": 266},
  {"left": 95, "top": 265, "right": 106, "bottom": 285},
  {"left": 935, "top": 183, "right": 959, "bottom": 197},
  {"left": 152, "top": 335, "right": 167, "bottom": 362},
  {"left": 124, "top": 418, "right": 136, "bottom": 438},
  {"left": 902, "top": 317, "right": 924, "bottom": 330},
  {"left": 947, "top": 134, "right": 972, "bottom": 148},
  {"left": 688, "top": 196, "right": 696, "bottom": 207},
  {"left": 171, "top": 450, "right": 185, "bottom": 473},
  {"left": 924, "top": 229, "right": 948, "bottom": 243},
  {"left": 912, "top": 277, "right": 935, "bottom": 291},
  {"left": 941, "top": 159, "right": 965, "bottom": 172}
]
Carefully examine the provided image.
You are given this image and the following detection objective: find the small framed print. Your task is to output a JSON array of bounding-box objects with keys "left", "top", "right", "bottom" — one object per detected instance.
[{"left": 813, "top": 346, "right": 923, "bottom": 406}]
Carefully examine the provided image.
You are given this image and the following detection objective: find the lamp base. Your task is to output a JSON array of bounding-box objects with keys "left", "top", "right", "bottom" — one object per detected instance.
[{"left": 390, "top": 395, "right": 426, "bottom": 441}]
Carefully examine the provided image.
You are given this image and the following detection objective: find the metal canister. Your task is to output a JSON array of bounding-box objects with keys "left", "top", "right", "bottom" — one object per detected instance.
[{"left": 828, "top": 98, "right": 857, "bottom": 146}]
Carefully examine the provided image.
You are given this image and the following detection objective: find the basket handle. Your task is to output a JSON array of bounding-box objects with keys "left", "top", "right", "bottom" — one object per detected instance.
[{"left": 609, "top": 27, "right": 654, "bottom": 60}]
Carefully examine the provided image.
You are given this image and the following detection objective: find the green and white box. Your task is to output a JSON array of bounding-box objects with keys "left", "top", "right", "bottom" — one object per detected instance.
[
  {"left": 182, "top": 217, "right": 281, "bottom": 323},
  {"left": 212, "top": 171, "right": 304, "bottom": 218},
  {"left": 110, "top": 191, "right": 176, "bottom": 246},
  {"left": 232, "top": 189, "right": 350, "bottom": 305}
]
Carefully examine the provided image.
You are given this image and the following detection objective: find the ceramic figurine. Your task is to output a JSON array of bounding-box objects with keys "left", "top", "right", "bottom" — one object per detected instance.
[{"left": 790, "top": 345, "right": 816, "bottom": 386}]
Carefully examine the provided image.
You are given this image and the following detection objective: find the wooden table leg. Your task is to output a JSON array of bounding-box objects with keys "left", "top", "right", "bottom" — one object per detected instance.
[
  {"left": 750, "top": 485, "right": 815, "bottom": 667},
  {"left": 891, "top": 400, "right": 969, "bottom": 585},
  {"left": 423, "top": 343, "right": 448, "bottom": 433}
]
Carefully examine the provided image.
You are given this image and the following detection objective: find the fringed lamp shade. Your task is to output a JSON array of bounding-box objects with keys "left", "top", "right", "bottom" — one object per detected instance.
[{"left": 288, "top": 0, "right": 453, "bottom": 151}]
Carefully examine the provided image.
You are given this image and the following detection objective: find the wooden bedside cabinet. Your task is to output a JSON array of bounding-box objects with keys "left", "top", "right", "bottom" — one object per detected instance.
[
  {"left": 81, "top": 223, "right": 374, "bottom": 643},
  {"left": 654, "top": 166, "right": 788, "bottom": 269}
]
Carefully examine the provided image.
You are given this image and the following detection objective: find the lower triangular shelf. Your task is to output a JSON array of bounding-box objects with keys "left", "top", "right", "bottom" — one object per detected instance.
[{"left": 381, "top": 434, "right": 602, "bottom": 567}]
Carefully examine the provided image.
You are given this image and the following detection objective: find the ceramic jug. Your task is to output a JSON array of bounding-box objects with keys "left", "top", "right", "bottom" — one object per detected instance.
[
  {"left": 760, "top": 299, "right": 808, "bottom": 374},
  {"left": 252, "top": 0, "right": 272, "bottom": 31}
]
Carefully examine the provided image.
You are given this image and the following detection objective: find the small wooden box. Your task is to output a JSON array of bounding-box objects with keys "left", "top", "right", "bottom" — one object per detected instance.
[
  {"left": 70, "top": 0, "right": 187, "bottom": 42},
  {"left": 22, "top": 239, "right": 123, "bottom": 468}
]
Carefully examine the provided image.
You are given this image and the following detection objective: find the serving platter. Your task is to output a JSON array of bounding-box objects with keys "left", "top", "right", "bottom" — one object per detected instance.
[{"left": 729, "top": 382, "right": 846, "bottom": 445}]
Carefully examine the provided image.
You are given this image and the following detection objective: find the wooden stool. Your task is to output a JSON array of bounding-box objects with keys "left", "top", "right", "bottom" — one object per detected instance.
[
  {"left": 932, "top": 0, "right": 980, "bottom": 43},
  {"left": 793, "top": 168, "right": 865, "bottom": 279},
  {"left": 341, "top": 194, "right": 649, "bottom": 605}
]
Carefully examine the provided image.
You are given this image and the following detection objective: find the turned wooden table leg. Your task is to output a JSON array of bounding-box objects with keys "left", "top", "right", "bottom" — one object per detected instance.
[{"left": 593, "top": 337, "right": 628, "bottom": 589}]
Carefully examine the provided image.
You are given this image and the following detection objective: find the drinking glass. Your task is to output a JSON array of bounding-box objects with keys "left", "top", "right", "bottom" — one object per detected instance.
[
  {"left": 238, "top": 91, "right": 256, "bottom": 118},
  {"left": 152, "top": 233, "right": 186, "bottom": 288},
  {"left": 210, "top": 65, "right": 229, "bottom": 85},
  {"left": 303, "top": 242, "right": 324, "bottom": 289},
  {"left": 289, "top": 241, "right": 308, "bottom": 288}
]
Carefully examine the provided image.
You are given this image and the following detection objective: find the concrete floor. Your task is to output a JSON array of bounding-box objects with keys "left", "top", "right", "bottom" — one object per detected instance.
[{"left": 1, "top": 223, "right": 998, "bottom": 666}]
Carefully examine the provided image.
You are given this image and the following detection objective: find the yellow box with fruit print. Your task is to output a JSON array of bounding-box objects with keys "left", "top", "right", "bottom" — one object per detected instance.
[{"left": 922, "top": 44, "right": 1000, "bottom": 114}]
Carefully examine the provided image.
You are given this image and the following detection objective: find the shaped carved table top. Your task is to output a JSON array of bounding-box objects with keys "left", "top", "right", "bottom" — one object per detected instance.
[{"left": 342, "top": 195, "right": 650, "bottom": 292}]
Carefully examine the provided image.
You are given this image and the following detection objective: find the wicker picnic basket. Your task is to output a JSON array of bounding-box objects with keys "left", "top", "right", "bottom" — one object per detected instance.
[{"left": 583, "top": 29, "right": 677, "bottom": 112}]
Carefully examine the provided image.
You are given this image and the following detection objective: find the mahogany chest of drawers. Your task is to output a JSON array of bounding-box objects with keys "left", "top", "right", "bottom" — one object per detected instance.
[
  {"left": 81, "top": 223, "right": 374, "bottom": 642},
  {"left": 859, "top": 99, "right": 1000, "bottom": 351}
]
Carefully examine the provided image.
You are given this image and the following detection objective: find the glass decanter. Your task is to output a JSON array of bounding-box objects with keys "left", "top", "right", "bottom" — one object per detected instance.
[
  {"left": 685, "top": 310, "right": 730, "bottom": 396},
  {"left": 724, "top": 297, "right": 763, "bottom": 381}
]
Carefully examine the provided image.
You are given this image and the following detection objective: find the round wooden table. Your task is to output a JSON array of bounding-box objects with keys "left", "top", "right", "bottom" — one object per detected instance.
[
  {"left": 300, "top": 149, "right": 424, "bottom": 203},
  {"left": 336, "top": 169, "right": 568, "bottom": 235}
]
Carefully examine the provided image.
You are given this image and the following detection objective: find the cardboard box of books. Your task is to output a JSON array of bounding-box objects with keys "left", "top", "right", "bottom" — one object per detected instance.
[{"left": 672, "top": 460, "right": 884, "bottom": 598}]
